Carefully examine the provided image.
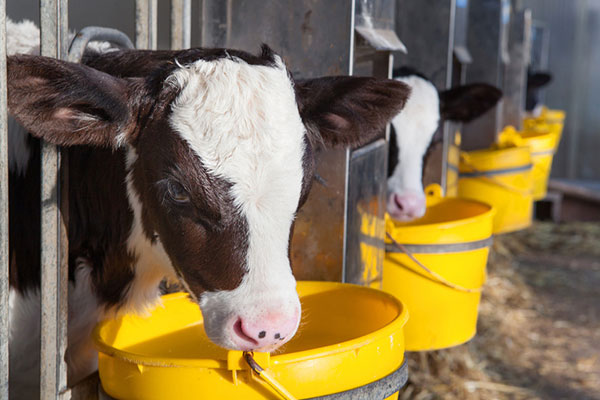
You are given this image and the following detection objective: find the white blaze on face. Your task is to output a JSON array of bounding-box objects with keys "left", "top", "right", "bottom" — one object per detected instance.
[
  {"left": 167, "top": 55, "right": 305, "bottom": 350},
  {"left": 387, "top": 75, "right": 440, "bottom": 220}
]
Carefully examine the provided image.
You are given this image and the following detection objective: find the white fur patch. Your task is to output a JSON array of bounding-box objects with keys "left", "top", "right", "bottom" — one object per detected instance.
[
  {"left": 168, "top": 55, "right": 304, "bottom": 349},
  {"left": 6, "top": 18, "right": 41, "bottom": 175},
  {"left": 387, "top": 75, "right": 440, "bottom": 197},
  {"left": 9, "top": 263, "right": 101, "bottom": 399},
  {"left": 122, "top": 147, "right": 178, "bottom": 316},
  {"left": 6, "top": 18, "right": 40, "bottom": 56}
]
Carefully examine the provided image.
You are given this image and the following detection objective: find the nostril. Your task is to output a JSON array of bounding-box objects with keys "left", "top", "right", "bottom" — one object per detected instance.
[
  {"left": 393, "top": 194, "right": 405, "bottom": 211},
  {"left": 233, "top": 318, "right": 259, "bottom": 346},
  {"left": 274, "top": 333, "right": 281, "bottom": 339},
  {"left": 258, "top": 331, "right": 266, "bottom": 339}
]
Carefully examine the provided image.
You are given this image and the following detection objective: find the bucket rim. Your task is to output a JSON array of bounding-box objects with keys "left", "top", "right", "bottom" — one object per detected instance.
[
  {"left": 93, "top": 281, "right": 409, "bottom": 369},
  {"left": 461, "top": 145, "right": 532, "bottom": 163},
  {"left": 386, "top": 198, "right": 496, "bottom": 239}
]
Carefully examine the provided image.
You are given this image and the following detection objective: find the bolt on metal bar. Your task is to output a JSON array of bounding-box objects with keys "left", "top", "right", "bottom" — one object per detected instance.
[
  {"left": 136, "top": 0, "right": 158, "bottom": 50},
  {"left": 39, "top": 0, "right": 70, "bottom": 399},
  {"left": 0, "top": 0, "right": 10, "bottom": 397},
  {"left": 171, "top": 0, "right": 191, "bottom": 49}
]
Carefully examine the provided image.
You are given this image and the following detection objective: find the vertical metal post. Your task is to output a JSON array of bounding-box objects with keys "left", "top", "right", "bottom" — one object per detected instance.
[
  {"left": 0, "top": 0, "right": 10, "bottom": 397},
  {"left": 136, "top": 0, "right": 158, "bottom": 50},
  {"left": 503, "top": 7, "right": 531, "bottom": 129},
  {"left": 341, "top": 0, "right": 356, "bottom": 282},
  {"left": 39, "top": 0, "right": 69, "bottom": 398},
  {"left": 171, "top": 0, "right": 191, "bottom": 49}
]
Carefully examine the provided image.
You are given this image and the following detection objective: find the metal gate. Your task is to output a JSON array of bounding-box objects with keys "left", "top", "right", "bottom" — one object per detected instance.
[{"left": 0, "top": 2, "right": 192, "bottom": 398}]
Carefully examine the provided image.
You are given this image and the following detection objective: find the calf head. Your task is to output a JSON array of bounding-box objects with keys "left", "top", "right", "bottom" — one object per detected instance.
[
  {"left": 526, "top": 69, "right": 552, "bottom": 114},
  {"left": 7, "top": 48, "right": 409, "bottom": 351},
  {"left": 387, "top": 69, "right": 502, "bottom": 221}
]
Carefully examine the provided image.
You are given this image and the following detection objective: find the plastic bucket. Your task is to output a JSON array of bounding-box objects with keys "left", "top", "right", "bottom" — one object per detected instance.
[
  {"left": 383, "top": 184, "right": 494, "bottom": 351},
  {"left": 516, "top": 129, "right": 558, "bottom": 200},
  {"left": 523, "top": 106, "right": 566, "bottom": 144},
  {"left": 94, "top": 281, "right": 409, "bottom": 400},
  {"left": 457, "top": 134, "right": 534, "bottom": 234}
]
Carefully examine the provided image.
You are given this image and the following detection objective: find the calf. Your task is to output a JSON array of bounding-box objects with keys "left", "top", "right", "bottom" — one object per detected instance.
[
  {"left": 6, "top": 22, "right": 410, "bottom": 396},
  {"left": 386, "top": 68, "right": 502, "bottom": 221},
  {"left": 525, "top": 69, "right": 552, "bottom": 115}
]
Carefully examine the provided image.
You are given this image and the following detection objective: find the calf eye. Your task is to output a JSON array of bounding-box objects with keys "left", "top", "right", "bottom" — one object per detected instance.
[{"left": 167, "top": 181, "right": 190, "bottom": 204}]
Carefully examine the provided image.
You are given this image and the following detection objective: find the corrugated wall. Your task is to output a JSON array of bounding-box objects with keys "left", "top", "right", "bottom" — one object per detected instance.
[{"left": 522, "top": 0, "right": 600, "bottom": 181}]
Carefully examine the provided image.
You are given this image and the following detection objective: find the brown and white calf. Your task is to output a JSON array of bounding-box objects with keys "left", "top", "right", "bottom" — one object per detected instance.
[{"left": 6, "top": 23, "right": 410, "bottom": 397}]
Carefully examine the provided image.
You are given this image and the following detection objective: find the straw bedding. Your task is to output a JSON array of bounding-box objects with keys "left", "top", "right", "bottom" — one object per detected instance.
[{"left": 398, "top": 222, "right": 600, "bottom": 400}]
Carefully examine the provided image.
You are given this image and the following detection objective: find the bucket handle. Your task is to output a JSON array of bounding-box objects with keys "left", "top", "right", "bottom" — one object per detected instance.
[
  {"left": 459, "top": 152, "right": 533, "bottom": 196},
  {"left": 385, "top": 233, "right": 482, "bottom": 294},
  {"left": 244, "top": 352, "right": 297, "bottom": 400}
]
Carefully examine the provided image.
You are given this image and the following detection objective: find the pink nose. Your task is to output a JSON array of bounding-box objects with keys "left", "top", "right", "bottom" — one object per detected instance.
[
  {"left": 387, "top": 192, "right": 426, "bottom": 221},
  {"left": 231, "top": 311, "right": 299, "bottom": 351}
]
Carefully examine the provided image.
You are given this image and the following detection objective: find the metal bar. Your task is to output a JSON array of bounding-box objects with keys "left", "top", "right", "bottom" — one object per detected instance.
[
  {"left": 68, "top": 26, "right": 135, "bottom": 62},
  {"left": 341, "top": 0, "right": 357, "bottom": 283},
  {"left": 136, "top": 0, "right": 158, "bottom": 50},
  {"left": 135, "top": 0, "right": 149, "bottom": 49},
  {"left": 459, "top": 163, "right": 534, "bottom": 177},
  {"left": 40, "top": 0, "right": 70, "bottom": 398},
  {"left": 385, "top": 237, "right": 494, "bottom": 254},
  {"left": 171, "top": 0, "right": 191, "bottom": 49},
  {"left": 149, "top": 0, "right": 157, "bottom": 50},
  {"left": 57, "top": 4, "right": 69, "bottom": 399},
  {"left": 0, "top": 0, "right": 10, "bottom": 397}
]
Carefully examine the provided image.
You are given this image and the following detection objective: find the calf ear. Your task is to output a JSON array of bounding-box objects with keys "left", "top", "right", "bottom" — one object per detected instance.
[
  {"left": 527, "top": 72, "right": 552, "bottom": 90},
  {"left": 7, "top": 55, "right": 145, "bottom": 148},
  {"left": 439, "top": 83, "right": 502, "bottom": 122},
  {"left": 295, "top": 76, "right": 410, "bottom": 148}
]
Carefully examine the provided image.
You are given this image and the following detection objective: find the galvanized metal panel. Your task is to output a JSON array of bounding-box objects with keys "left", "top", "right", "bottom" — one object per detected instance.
[
  {"left": 0, "top": 1, "right": 10, "bottom": 398},
  {"left": 462, "top": 0, "right": 510, "bottom": 150},
  {"left": 355, "top": 0, "right": 394, "bottom": 30},
  {"left": 452, "top": 0, "right": 471, "bottom": 86},
  {"left": 521, "top": 0, "right": 600, "bottom": 181},
  {"left": 344, "top": 139, "right": 387, "bottom": 287},
  {"left": 354, "top": 0, "right": 405, "bottom": 52},
  {"left": 344, "top": 43, "right": 392, "bottom": 286},
  {"left": 395, "top": 0, "right": 454, "bottom": 89},
  {"left": 502, "top": 8, "right": 531, "bottom": 129},
  {"left": 201, "top": 0, "right": 354, "bottom": 78}
]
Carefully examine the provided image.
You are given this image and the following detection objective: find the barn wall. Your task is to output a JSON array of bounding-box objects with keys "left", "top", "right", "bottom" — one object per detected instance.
[{"left": 522, "top": 0, "right": 600, "bottom": 181}]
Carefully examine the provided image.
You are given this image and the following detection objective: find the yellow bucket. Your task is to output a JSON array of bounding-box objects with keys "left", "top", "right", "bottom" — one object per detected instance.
[
  {"left": 457, "top": 133, "right": 534, "bottom": 234},
  {"left": 523, "top": 106, "right": 566, "bottom": 144},
  {"left": 445, "top": 130, "right": 461, "bottom": 197},
  {"left": 513, "top": 128, "right": 559, "bottom": 200},
  {"left": 383, "top": 184, "right": 494, "bottom": 351},
  {"left": 94, "top": 281, "right": 409, "bottom": 400}
]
